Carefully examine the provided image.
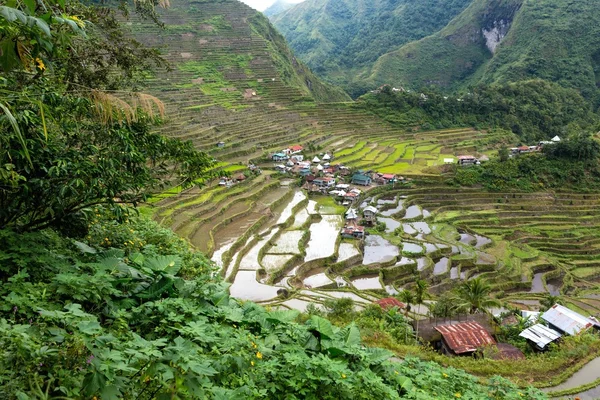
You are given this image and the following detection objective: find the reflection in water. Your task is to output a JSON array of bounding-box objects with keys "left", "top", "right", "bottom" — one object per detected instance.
[{"left": 363, "top": 235, "right": 400, "bottom": 265}]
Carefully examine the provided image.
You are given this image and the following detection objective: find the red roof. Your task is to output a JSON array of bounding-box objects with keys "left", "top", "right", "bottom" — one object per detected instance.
[
  {"left": 344, "top": 192, "right": 358, "bottom": 197},
  {"left": 457, "top": 155, "right": 476, "bottom": 160},
  {"left": 381, "top": 174, "right": 395, "bottom": 180},
  {"left": 518, "top": 146, "right": 530, "bottom": 151},
  {"left": 289, "top": 145, "right": 303, "bottom": 152},
  {"left": 434, "top": 321, "right": 496, "bottom": 354},
  {"left": 376, "top": 298, "right": 406, "bottom": 310}
]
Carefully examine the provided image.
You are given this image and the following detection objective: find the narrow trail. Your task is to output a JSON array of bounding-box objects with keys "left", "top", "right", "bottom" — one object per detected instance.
[{"left": 542, "top": 356, "right": 600, "bottom": 399}]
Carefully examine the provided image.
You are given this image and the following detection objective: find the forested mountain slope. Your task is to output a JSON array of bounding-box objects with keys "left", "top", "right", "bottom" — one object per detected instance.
[
  {"left": 270, "top": 0, "right": 472, "bottom": 96},
  {"left": 370, "top": 0, "right": 600, "bottom": 98}
]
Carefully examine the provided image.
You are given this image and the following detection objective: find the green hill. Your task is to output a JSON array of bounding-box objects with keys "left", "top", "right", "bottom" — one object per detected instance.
[
  {"left": 370, "top": 0, "right": 600, "bottom": 98},
  {"left": 270, "top": 0, "right": 473, "bottom": 96},
  {"left": 263, "top": 0, "right": 296, "bottom": 16}
]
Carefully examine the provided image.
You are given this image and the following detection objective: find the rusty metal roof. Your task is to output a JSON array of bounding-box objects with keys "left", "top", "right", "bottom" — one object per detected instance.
[
  {"left": 376, "top": 298, "right": 406, "bottom": 310},
  {"left": 542, "top": 304, "right": 594, "bottom": 335},
  {"left": 434, "top": 321, "right": 496, "bottom": 354}
]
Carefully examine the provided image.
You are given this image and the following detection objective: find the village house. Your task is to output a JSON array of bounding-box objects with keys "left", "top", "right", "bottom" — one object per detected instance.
[
  {"left": 216, "top": 141, "right": 225, "bottom": 148},
  {"left": 434, "top": 321, "right": 497, "bottom": 356},
  {"left": 313, "top": 176, "right": 336, "bottom": 188},
  {"left": 457, "top": 155, "right": 479, "bottom": 166},
  {"left": 376, "top": 298, "right": 406, "bottom": 311},
  {"left": 351, "top": 172, "right": 372, "bottom": 186},
  {"left": 275, "top": 164, "right": 287, "bottom": 173},
  {"left": 341, "top": 222, "right": 365, "bottom": 239},
  {"left": 218, "top": 177, "right": 233, "bottom": 187},
  {"left": 235, "top": 173, "right": 246, "bottom": 182},
  {"left": 290, "top": 155, "right": 304, "bottom": 164},
  {"left": 287, "top": 145, "right": 303, "bottom": 155},
  {"left": 343, "top": 191, "right": 359, "bottom": 203},
  {"left": 519, "top": 324, "right": 562, "bottom": 351},
  {"left": 345, "top": 208, "right": 358, "bottom": 221},
  {"left": 272, "top": 152, "right": 288, "bottom": 162},
  {"left": 376, "top": 173, "right": 396, "bottom": 185},
  {"left": 363, "top": 205, "right": 378, "bottom": 225},
  {"left": 541, "top": 304, "right": 599, "bottom": 335}
]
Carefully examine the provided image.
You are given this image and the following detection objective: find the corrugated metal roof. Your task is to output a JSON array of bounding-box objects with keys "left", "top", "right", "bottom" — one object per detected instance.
[
  {"left": 434, "top": 321, "right": 496, "bottom": 354},
  {"left": 519, "top": 324, "right": 561, "bottom": 349},
  {"left": 541, "top": 304, "right": 594, "bottom": 335},
  {"left": 376, "top": 298, "right": 406, "bottom": 310}
]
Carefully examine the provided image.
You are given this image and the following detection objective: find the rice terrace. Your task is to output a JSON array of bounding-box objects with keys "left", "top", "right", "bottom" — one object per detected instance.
[
  {"left": 126, "top": 0, "right": 600, "bottom": 397},
  {"left": 3, "top": 0, "right": 600, "bottom": 398}
]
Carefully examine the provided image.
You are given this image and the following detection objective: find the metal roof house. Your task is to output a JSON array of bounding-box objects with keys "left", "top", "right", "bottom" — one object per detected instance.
[
  {"left": 351, "top": 172, "right": 372, "bottom": 186},
  {"left": 345, "top": 208, "right": 358, "bottom": 220},
  {"left": 519, "top": 324, "right": 562, "bottom": 351},
  {"left": 541, "top": 304, "right": 596, "bottom": 335},
  {"left": 376, "top": 298, "right": 406, "bottom": 310},
  {"left": 434, "top": 321, "right": 496, "bottom": 356}
]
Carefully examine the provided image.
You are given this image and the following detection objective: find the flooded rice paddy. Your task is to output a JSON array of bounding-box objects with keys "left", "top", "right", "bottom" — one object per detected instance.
[{"left": 363, "top": 235, "right": 400, "bottom": 264}]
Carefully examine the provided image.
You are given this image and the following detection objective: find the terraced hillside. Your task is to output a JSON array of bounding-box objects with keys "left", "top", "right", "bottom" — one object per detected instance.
[{"left": 131, "top": 0, "right": 513, "bottom": 257}]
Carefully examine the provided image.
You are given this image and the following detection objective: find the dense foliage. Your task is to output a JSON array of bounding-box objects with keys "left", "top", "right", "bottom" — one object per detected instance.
[
  {"left": 370, "top": 0, "right": 600, "bottom": 100},
  {"left": 270, "top": 0, "right": 471, "bottom": 96},
  {"left": 0, "top": 212, "right": 547, "bottom": 399},
  {"left": 0, "top": 0, "right": 214, "bottom": 231},
  {"left": 359, "top": 80, "right": 599, "bottom": 143}
]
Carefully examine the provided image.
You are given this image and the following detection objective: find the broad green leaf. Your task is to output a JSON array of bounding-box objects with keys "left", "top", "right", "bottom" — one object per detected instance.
[
  {"left": 364, "top": 347, "right": 394, "bottom": 365},
  {"left": 137, "top": 276, "right": 173, "bottom": 299},
  {"left": 266, "top": 309, "right": 300, "bottom": 324},
  {"left": 73, "top": 240, "right": 97, "bottom": 254},
  {"left": 100, "top": 385, "right": 121, "bottom": 400},
  {"left": 343, "top": 322, "right": 361, "bottom": 347},
  {"left": 82, "top": 370, "right": 106, "bottom": 396},
  {"left": 30, "top": 16, "right": 51, "bottom": 37},
  {"left": 145, "top": 255, "right": 181, "bottom": 275},
  {"left": 308, "top": 315, "right": 334, "bottom": 339},
  {"left": 77, "top": 320, "right": 102, "bottom": 335},
  {"left": 211, "top": 290, "right": 229, "bottom": 306}
]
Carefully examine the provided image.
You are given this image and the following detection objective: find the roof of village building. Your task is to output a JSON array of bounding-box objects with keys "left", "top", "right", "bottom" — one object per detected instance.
[
  {"left": 322, "top": 153, "right": 331, "bottom": 160},
  {"left": 519, "top": 323, "right": 562, "bottom": 349},
  {"left": 312, "top": 156, "right": 321, "bottom": 163},
  {"left": 363, "top": 205, "right": 378, "bottom": 214},
  {"left": 376, "top": 298, "right": 406, "bottom": 310},
  {"left": 457, "top": 155, "right": 477, "bottom": 160},
  {"left": 345, "top": 208, "right": 358, "bottom": 219},
  {"left": 434, "top": 321, "right": 496, "bottom": 354},
  {"left": 381, "top": 173, "right": 395, "bottom": 180},
  {"left": 542, "top": 304, "right": 595, "bottom": 335},
  {"left": 344, "top": 192, "right": 359, "bottom": 198},
  {"left": 316, "top": 164, "right": 323, "bottom": 170},
  {"left": 552, "top": 136, "right": 561, "bottom": 142},
  {"left": 289, "top": 145, "right": 303, "bottom": 152}
]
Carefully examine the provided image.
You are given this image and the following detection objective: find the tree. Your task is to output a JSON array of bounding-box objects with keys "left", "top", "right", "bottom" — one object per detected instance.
[
  {"left": 0, "top": 0, "right": 215, "bottom": 231},
  {"left": 412, "top": 279, "right": 429, "bottom": 339},
  {"left": 398, "top": 290, "right": 414, "bottom": 314},
  {"left": 454, "top": 278, "right": 501, "bottom": 314},
  {"left": 498, "top": 147, "right": 510, "bottom": 162},
  {"left": 540, "top": 294, "right": 563, "bottom": 312}
]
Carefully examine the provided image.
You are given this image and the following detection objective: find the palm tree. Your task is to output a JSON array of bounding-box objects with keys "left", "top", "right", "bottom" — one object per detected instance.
[
  {"left": 398, "top": 290, "right": 414, "bottom": 314},
  {"left": 540, "top": 294, "right": 563, "bottom": 312},
  {"left": 455, "top": 277, "right": 501, "bottom": 314},
  {"left": 413, "top": 279, "right": 429, "bottom": 338}
]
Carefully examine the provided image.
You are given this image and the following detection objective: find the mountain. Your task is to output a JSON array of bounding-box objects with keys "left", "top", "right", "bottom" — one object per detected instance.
[
  {"left": 270, "top": 0, "right": 473, "bottom": 96},
  {"left": 263, "top": 0, "right": 296, "bottom": 16},
  {"left": 370, "top": 0, "right": 600, "bottom": 98}
]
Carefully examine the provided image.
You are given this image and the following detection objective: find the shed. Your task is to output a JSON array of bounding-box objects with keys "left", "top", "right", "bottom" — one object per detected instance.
[
  {"left": 444, "top": 158, "right": 454, "bottom": 164},
  {"left": 376, "top": 298, "right": 406, "bottom": 310},
  {"left": 552, "top": 136, "right": 561, "bottom": 142},
  {"left": 216, "top": 141, "right": 225, "bottom": 148},
  {"left": 272, "top": 153, "right": 288, "bottom": 161},
  {"left": 541, "top": 304, "right": 595, "bottom": 335},
  {"left": 235, "top": 173, "right": 246, "bottom": 182},
  {"left": 312, "top": 156, "right": 321, "bottom": 163},
  {"left": 434, "top": 321, "right": 496, "bottom": 355},
  {"left": 519, "top": 323, "right": 562, "bottom": 351},
  {"left": 322, "top": 153, "right": 331, "bottom": 161}
]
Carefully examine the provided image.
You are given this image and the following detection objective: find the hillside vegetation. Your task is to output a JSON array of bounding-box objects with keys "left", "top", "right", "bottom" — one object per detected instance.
[{"left": 270, "top": 0, "right": 472, "bottom": 96}]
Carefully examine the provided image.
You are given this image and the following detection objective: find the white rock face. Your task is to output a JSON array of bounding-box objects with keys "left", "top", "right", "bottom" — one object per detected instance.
[{"left": 482, "top": 20, "right": 510, "bottom": 54}]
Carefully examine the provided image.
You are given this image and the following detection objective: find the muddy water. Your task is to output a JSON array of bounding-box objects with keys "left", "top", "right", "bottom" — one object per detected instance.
[
  {"left": 338, "top": 243, "right": 360, "bottom": 262},
  {"left": 277, "top": 190, "right": 306, "bottom": 224},
  {"left": 395, "top": 257, "right": 415, "bottom": 266},
  {"left": 269, "top": 230, "right": 304, "bottom": 254},
  {"left": 307, "top": 200, "right": 318, "bottom": 214},
  {"left": 238, "top": 229, "right": 279, "bottom": 270},
  {"left": 474, "top": 234, "right": 492, "bottom": 248},
  {"left": 544, "top": 357, "right": 600, "bottom": 396},
  {"left": 459, "top": 233, "right": 475, "bottom": 245},
  {"left": 305, "top": 215, "right": 343, "bottom": 261},
  {"left": 403, "top": 242, "right": 424, "bottom": 255},
  {"left": 363, "top": 235, "right": 400, "bottom": 265},
  {"left": 190, "top": 201, "right": 250, "bottom": 253},
  {"left": 230, "top": 270, "right": 280, "bottom": 301},
  {"left": 282, "top": 299, "right": 322, "bottom": 312},
  {"left": 424, "top": 243, "right": 438, "bottom": 253},
  {"left": 403, "top": 205, "right": 421, "bottom": 219},
  {"left": 546, "top": 279, "right": 562, "bottom": 296},
  {"left": 352, "top": 275, "right": 383, "bottom": 290},
  {"left": 214, "top": 211, "right": 262, "bottom": 249},
  {"left": 417, "top": 258, "right": 428, "bottom": 271},
  {"left": 261, "top": 254, "right": 294, "bottom": 273},
  {"left": 412, "top": 221, "right": 431, "bottom": 234},
  {"left": 450, "top": 267, "right": 459, "bottom": 280},
  {"left": 303, "top": 270, "right": 334, "bottom": 288},
  {"left": 377, "top": 196, "right": 397, "bottom": 205},
  {"left": 321, "top": 291, "right": 370, "bottom": 304},
  {"left": 381, "top": 200, "right": 405, "bottom": 216},
  {"left": 530, "top": 273, "right": 545, "bottom": 293},
  {"left": 433, "top": 257, "right": 449, "bottom": 275},
  {"left": 403, "top": 224, "right": 417, "bottom": 235},
  {"left": 291, "top": 208, "right": 310, "bottom": 228},
  {"left": 379, "top": 217, "right": 401, "bottom": 233},
  {"left": 385, "top": 285, "right": 399, "bottom": 295},
  {"left": 422, "top": 209, "right": 431, "bottom": 218},
  {"left": 211, "top": 241, "right": 234, "bottom": 270}
]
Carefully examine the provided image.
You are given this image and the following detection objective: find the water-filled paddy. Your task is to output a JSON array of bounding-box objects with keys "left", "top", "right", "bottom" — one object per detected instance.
[
  {"left": 379, "top": 217, "right": 401, "bottom": 233},
  {"left": 352, "top": 275, "right": 383, "bottom": 290},
  {"left": 403, "top": 205, "right": 421, "bottom": 219},
  {"left": 277, "top": 191, "right": 306, "bottom": 224},
  {"left": 303, "top": 271, "right": 334, "bottom": 288},
  {"left": 433, "top": 257, "right": 449, "bottom": 275},
  {"left": 269, "top": 230, "right": 304, "bottom": 254},
  {"left": 363, "top": 235, "right": 400, "bottom": 264},
  {"left": 230, "top": 271, "right": 280, "bottom": 301},
  {"left": 261, "top": 254, "right": 294, "bottom": 272},
  {"left": 338, "top": 243, "right": 360, "bottom": 262},
  {"left": 305, "top": 215, "right": 343, "bottom": 261}
]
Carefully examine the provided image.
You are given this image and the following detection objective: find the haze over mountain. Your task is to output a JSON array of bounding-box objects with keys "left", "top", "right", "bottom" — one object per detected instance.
[{"left": 272, "top": 0, "right": 600, "bottom": 99}]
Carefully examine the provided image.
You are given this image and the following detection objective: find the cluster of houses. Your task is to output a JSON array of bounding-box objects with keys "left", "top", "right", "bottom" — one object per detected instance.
[
  {"left": 509, "top": 135, "right": 561, "bottom": 157},
  {"left": 218, "top": 173, "right": 246, "bottom": 187}
]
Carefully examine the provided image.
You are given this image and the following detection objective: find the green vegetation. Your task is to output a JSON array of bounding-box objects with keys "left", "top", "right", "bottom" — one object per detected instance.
[
  {"left": 271, "top": 0, "right": 472, "bottom": 97},
  {"left": 359, "top": 80, "right": 599, "bottom": 142}
]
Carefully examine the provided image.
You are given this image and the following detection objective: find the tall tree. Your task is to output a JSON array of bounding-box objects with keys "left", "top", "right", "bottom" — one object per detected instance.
[{"left": 454, "top": 278, "right": 501, "bottom": 314}]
